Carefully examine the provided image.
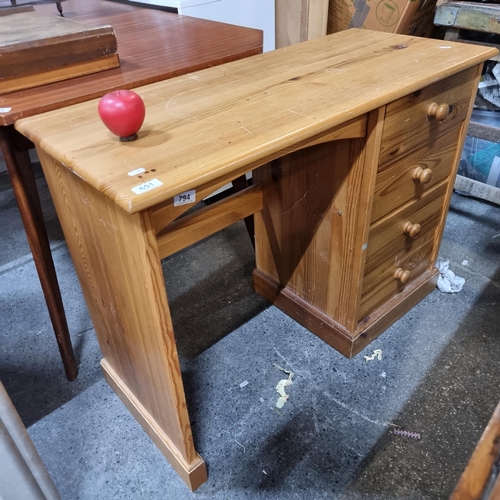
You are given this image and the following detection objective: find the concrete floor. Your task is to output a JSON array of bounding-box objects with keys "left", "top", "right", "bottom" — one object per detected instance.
[{"left": 1, "top": 165, "right": 499, "bottom": 499}]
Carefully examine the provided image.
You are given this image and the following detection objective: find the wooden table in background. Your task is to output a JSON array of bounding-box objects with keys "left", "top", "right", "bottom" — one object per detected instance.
[
  {"left": 0, "top": 0, "right": 263, "bottom": 380},
  {"left": 15, "top": 30, "right": 495, "bottom": 490}
]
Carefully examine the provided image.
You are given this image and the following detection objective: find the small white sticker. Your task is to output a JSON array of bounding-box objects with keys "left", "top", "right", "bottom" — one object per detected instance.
[
  {"left": 174, "top": 190, "right": 196, "bottom": 206},
  {"left": 131, "top": 178, "right": 163, "bottom": 194},
  {"left": 127, "top": 167, "right": 146, "bottom": 177},
  {"left": 0, "top": 107, "right": 12, "bottom": 113}
]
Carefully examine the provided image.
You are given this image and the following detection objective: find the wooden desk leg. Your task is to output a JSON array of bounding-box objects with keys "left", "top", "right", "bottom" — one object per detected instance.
[
  {"left": 0, "top": 126, "right": 78, "bottom": 381},
  {"left": 36, "top": 149, "right": 207, "bottom": 491}
]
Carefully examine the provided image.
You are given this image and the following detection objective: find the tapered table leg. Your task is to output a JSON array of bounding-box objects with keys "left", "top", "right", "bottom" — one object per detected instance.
[{"left": 0, "top": 126, "right": 77, "bottom": 381}]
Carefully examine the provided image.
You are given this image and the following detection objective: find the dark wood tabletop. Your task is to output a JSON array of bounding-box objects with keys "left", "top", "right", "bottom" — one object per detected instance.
[{"left": 0, "top": 0, "right": 263, "bottom": 125}]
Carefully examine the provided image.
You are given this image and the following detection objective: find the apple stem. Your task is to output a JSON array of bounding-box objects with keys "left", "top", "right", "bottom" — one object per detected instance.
[{"left": 120, "top": 133, "right": 138, "bottom": 142}]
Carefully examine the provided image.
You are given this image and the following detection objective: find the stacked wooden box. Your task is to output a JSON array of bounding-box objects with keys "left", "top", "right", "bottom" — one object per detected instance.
[{"left": 0, "top": 9, "right": 119, "bottom": 94}]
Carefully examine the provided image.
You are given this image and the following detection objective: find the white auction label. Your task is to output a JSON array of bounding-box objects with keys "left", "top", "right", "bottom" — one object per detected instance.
[
  {"left": 127, "top": 167, "right": 146, "bottom": 177},
  {"left": 0, "top": 108, "right": 12, "bottom": 113},
  {"left": 131, "top": 178, "right": 163, "bottom": 194},
  {"left": 173, "top": 190, "right": 196, "bottom": 206}
]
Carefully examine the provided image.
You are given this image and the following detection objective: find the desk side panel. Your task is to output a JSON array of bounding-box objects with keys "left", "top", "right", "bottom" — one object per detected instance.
[{"left": 36, "top": 149, "right": 205, "bottom": 486}]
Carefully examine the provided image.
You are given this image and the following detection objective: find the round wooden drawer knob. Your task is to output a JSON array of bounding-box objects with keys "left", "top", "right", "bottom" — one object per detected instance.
[
  {"left": 427, "top": 102, "right": 450, "bottom": 121},
  {"left": 412, "top": 166, "right": 433, "bottom": 184},
  {"left": 394, "top": 268, "right": 411, "bottom": 284},
  {"left": 403, "top": 221, "right": 422, "bottom": 238}
]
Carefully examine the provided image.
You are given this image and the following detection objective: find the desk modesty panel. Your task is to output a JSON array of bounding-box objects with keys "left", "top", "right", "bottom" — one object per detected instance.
[{"left": 16, "top": 30, "right": 497, "bottom": 490}]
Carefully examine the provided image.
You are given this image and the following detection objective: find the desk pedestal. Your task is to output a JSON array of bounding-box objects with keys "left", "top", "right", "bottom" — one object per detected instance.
[{"left": 253, "top": 105, "right": 455, "bottom": 358}]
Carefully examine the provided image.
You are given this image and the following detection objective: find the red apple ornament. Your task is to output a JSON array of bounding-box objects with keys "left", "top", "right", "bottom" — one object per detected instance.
[{"left": 98, "top": 90, "right": 146, "bottom": 142}]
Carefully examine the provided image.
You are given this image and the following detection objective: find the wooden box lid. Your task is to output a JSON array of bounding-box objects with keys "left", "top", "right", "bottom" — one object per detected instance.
[{"left": 0, "top": 11, "right": 119, "bottom": 94}]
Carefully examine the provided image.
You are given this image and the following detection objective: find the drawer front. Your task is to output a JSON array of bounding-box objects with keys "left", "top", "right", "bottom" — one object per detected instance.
[
  {"left": 379, "top": 65, "right": 478, "bottom": 167},
  {"left": 371, "top": 126, "right": 460, "bottom": 223},
  {"left": 365, "top": 181, "right": 447, "bottom": 276},
  {"left": 359, "top": 229, "right": 436, "bottom": 320}
]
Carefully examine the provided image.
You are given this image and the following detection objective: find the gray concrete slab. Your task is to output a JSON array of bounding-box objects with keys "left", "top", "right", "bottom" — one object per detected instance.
[{"left": 1, "top": 164, "right": 499, "bottom": 499}]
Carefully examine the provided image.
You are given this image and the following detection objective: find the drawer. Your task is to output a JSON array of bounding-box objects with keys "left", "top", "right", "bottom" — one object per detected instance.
[
  {"left": 365, "top": 181, "right": 447, "bottom": 276},
  {"left": 359, "top": 229, "right": 436, "bottom": 320},
  {"left": 371, "top": 126, "right": 460, "bottom": 223},
  {"left": 379, "top": 65, "right": 478, "bottom": 167}
]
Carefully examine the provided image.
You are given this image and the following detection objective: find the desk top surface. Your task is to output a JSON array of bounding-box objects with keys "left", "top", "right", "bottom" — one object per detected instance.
[
  {"left": 0, "top": 0, "right": 263, "bottom": 125},
  {"left": 16, "top": 29, "right": 497, "bottom": 214}
]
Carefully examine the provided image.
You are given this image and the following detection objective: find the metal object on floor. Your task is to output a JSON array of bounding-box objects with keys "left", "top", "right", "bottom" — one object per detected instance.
[{"left": 393, "top": 428, "right": 422, "bottom": 440}]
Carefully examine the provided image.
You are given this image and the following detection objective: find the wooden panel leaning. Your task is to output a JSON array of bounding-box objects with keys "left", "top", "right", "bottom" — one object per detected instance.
[
  {"left": 14, "top": 30, "right": 497, "bottom": 488},
  {"left": 451, "top": 400, "right": 500, "bottom": 500}
]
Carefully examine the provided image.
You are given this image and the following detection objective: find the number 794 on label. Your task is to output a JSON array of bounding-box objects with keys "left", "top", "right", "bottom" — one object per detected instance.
[{"left": 174, "top": 190, "right": 196, "bottom": 206}]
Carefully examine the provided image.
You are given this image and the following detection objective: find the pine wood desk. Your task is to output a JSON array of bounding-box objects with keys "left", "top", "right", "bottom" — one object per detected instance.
[
  {"left": 0, "top": 0, "right": 262, "bottom": 380},
  {"left": 15, "top": 30, "right": 496, "bottom": 490}
]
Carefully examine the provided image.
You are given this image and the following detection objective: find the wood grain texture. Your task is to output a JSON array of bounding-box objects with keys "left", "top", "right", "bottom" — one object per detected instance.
[
  {"left": 254, "top": 109, "right": 383, "bottom": 332},
  {"left": 15, "top": 30, "right": 496, "bottom": 214},
  {"left": 379, "top": 66, "right": 479, "bottom": 166},
  {"left": 149, "top": 116, "right": 366, "bottom": 233},
  {"left": 365, "top": 181, "right": 448, "bottom": 275},
  {"left": 252, "top": 269, "right": 355, "bottom": 357},
  {"left": 150, "top": 176, "right": 251, "bottom": 233},
  {"left": 0, "top": 0, "right": 263, "bottom": 125},
  {"left": 352, "top": 269, "right": 439, "bottom": 356},
  {"left": 0, "top": 12, "right": 118, "bottom": 79},
  {"left": 429, "top": 65, "right": 483, "bottom": 265},
  {"left": 372, "top": 126, "right": 461, "bottom": 222},
  {"left": 0, "top": 10, "right": 120, "bottom": 94},
  {"left": 253, "top": 268, "right": 439, "bottom": 358},
  {"left": 450, "top": 400, "right": 500, "bottom": 500},
  {"left": 0, "top": 55, "right": 120, "bottom": 94},
  {"left": 360, "top": 229, "right": 437, "bottom": 319},
  {"left": 102, "top": 360, "right": 206, "bottom": 491},
  {"left": 156, "top": 184, "right": 263, "bottom": 259},
  {"left": 36, "top": 147, "right": 202, "bottom": 489}
]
